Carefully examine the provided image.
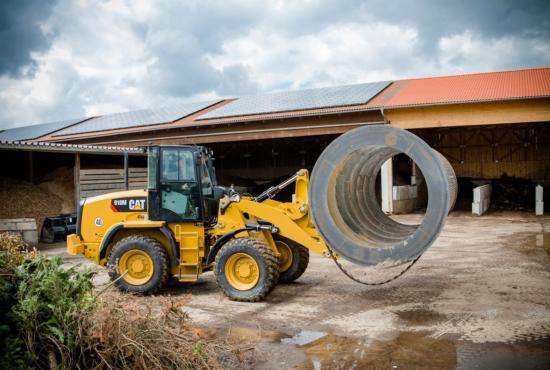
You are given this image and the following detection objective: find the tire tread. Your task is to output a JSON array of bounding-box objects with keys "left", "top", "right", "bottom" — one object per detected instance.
[
  {"left": 107, "top": 235, "right": 168, "bottom": 295},
  {"left": 215, "top": 237, "right": 279, "bottom": 302}
]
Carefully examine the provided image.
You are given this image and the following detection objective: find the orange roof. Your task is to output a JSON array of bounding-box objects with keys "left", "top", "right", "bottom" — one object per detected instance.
[
  {"left": 381, "top": 67, "right": 550, "bottom": 107},
  {"left": 378, "top": 68, "right": 550, "bottom": 108}
]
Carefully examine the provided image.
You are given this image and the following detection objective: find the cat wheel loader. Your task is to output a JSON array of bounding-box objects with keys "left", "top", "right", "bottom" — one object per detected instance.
[{"left": 67, "top": 125, "right": 456, "bottom": 301}]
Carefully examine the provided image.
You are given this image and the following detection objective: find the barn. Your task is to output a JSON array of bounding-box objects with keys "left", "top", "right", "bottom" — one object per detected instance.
[{"left": 1, "top": 67, "right": 549, "bottom": 240}]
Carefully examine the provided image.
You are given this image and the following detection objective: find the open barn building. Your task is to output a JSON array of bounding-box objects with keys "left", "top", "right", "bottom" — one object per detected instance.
[{"left": 1, "top": 67, "right": 549, "bottom": 238}]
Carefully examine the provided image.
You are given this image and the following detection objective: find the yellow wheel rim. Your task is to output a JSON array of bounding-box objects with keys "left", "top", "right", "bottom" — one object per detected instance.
[
  {"left": 118, "top": 250, "right": 154, "bottom": 286},
  {"left": 224, "top": 253, "right": 260, "bottom": 290},
  {"left": 277, "top": 241, "right": 293, "bottom": 272}
]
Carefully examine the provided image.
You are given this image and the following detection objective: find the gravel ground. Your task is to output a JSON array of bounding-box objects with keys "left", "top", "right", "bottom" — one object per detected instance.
[{"left": 47, "top": 211, "right": 550, "bottom": 369}]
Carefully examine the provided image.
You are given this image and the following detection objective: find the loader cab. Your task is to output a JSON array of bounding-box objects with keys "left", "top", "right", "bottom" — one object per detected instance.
[{"left": 147, "top": 145, "right": 222, "bottom": 224}]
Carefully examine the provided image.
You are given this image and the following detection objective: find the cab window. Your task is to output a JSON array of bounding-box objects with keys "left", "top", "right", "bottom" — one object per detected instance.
[
  {"left": 161, "top": 149, "right": 194, "bottom": 181},
  {"left": 159, "top": 149, "right": 200, "bottom": 220},
  {"left": 200, "top": 157, "right": 213, "bottom": 197}
]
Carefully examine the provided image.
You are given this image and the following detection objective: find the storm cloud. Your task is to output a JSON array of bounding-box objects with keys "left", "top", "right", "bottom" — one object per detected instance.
[
  {"left": 0, "top": 0, "right": 56, "bottom": 76},
  {"left": 0, "top": 0, "right": 549, "bottom": 129}
]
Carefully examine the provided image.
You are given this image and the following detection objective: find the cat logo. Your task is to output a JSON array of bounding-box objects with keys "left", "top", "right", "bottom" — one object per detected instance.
[
  {"left": 129, "top": 199, "right": 146, "bottom": 211},
  {"left": 111, "top": 197, "right": 147, "bottom": 212}
]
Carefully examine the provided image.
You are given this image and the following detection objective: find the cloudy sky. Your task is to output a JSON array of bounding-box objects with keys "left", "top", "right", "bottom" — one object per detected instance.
[{"left": 0, "top": 0, "right": 549, "bottom": 129}]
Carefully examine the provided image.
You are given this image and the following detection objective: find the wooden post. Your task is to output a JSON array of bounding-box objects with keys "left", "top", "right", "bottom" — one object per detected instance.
[
  {"left": 28, "top": 151, "right": 34, "bottom": 183},
  {"left": 74, "top": 153, "right": 81, "bottom": 209},
  {"left": 123, "top": 151, "right": 129, "bottom": 190}
]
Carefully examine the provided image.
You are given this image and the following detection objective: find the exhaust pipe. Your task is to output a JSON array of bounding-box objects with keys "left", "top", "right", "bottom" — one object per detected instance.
[{"left": 310, "top": 125, "right": 456, "bottom": 266}]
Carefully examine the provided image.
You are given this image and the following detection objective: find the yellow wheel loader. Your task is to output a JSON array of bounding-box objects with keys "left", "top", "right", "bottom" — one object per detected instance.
[{"left": 67, "top": 125, "right": 456, "bottom": 301}]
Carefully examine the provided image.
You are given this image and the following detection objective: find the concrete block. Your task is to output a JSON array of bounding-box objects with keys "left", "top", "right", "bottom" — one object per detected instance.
[
  {"left": 536, "top": 185, "right": 543, "bottom": 202},
  {"left": 392, "top": 185, "right": 417, "bottom": 214},
  {"left": 472, "top": 200, "right": 490, "bottom": 216},
  {"left": 393, "top": 199, "right": 415, "bottom": 214},
  {"left": 393, "top": 185, "right": 417, "bottom": 201},
  {"left": 0, "top": 218, "right": 38, "bottom": 245},
  {"left": 473, "top": 184, "right": 491, "bottom": 203},
  {"left": 472, "top": 184, "right": 491, "bottom": 216},
  {"left": 536, "top": 201, "right": 544, "bottom": 216}
]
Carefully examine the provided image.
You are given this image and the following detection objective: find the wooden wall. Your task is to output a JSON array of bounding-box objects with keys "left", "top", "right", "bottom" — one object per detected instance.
[
  {"left": 386, "top": 99, "right": 550, "bottom": 129},
  {"left": 79, "top": 168, "right": 147, "bottom": 199},
  {"left": 413, "top": 123, "right": 550, "bottom": 181}
]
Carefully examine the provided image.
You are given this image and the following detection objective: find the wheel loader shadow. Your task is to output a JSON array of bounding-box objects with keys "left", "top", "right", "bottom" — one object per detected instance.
[
  {"left": 159, "top": 275, "right": 219, "bottom": 297},
  {"left": 157, "top": 272, "right": 314, "bottom": 303}
]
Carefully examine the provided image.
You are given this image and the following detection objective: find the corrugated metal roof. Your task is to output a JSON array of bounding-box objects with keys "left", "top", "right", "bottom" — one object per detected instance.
[
  {"left": 383, "top": 67, "right": 550, "bottom": 107},
  {"left": 57, "top": 99, "right": 221, "bottom": 136},
  {"left": 0, "top": 140, "right": 145, "bottom": 154},
  {"left": 199, "top": 81, "right": 391, "bottom": 119},
  {"left": 0, "top": 118, "right": 86, "bottom": 141}
]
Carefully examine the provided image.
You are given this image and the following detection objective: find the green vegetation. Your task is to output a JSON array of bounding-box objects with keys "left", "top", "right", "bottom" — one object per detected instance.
[
  {"left": 0, "top": 233, "right": 242, "bottom": 369},
  {"left": 0, "top": 233, "right": 95, "bottom": 369}
]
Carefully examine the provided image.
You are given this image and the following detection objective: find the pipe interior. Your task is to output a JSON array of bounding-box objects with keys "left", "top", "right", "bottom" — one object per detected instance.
[{"left": 327, "top": 146, "right": 422, "bottom": 248}]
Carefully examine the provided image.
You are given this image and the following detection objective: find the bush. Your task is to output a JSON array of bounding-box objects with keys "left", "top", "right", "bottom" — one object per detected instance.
[
  {"left": 12, "top": 256, "right": 95, "bottom": 368},
  {"left": 0, "top": 232, "right": 95, "bottom": 369},
  {"left": 0, "top": 232, "right": 243, "bottom": 369}
]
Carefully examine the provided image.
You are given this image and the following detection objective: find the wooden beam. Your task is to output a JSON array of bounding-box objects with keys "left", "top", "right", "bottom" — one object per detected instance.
[
  {"left": 74, "top": 153, "right": 80, "bottom": 208},
  {"left": 28, "top": 151, "right": 33, "bottom": 184},
  {"left": 385, "top": 99, "right": 550, "bottom": 129},
  {"left": 123, "top": 151, "right": 129, "bottom": 190}
]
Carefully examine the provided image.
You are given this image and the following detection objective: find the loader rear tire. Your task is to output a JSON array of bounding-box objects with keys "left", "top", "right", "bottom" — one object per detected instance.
[
  {"left": 275, "top": 237, "right": 309, "bottom": 283},
  {"left": 215, "top": 237, "right": 279, "bottom": 302},
  {"left": 107, "top": 235, "right": 168, "bottom": 295}
]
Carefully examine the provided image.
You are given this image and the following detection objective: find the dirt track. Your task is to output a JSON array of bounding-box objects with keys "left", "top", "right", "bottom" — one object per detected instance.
[{"left": 50, "top": 211, "right": 550, "bottom": 369}]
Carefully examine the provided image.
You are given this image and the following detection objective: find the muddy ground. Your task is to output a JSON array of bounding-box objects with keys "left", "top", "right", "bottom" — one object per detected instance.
[{"left": 45, "top": 211, "right": 550, "bottom": 369}]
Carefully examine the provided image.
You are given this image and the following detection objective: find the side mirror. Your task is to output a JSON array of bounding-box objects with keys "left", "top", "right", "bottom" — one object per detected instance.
[{"left": 212, "top": 186, "right": 226, "bottom": 200}]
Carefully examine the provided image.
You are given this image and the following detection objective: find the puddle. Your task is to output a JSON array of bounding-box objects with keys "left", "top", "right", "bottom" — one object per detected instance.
[
  {"left": 456, "top": 337, "right": 550, "bottom": 370},
  {"left": 302, "top": 332, "right": 457, "bottom": 370},
  {"left": 395, "top": 308, "right": 447, "bottom": 325},
  {"left": 281, "top": 330, "right": 327, "bottom": 346},
  {"left": 224, "top": 326, "right": 283, "bottom": 343},
  {"left": 207, "top": 326, "right": 550, "bottom": 369},
  {"left": 504, "top": 232, "right": 550, "bottom": 256}
]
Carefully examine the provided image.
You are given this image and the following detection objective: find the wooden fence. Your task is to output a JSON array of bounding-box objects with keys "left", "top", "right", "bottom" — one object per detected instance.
[{"left": 78, "top": 168, "right": 147, "bottom": 199}]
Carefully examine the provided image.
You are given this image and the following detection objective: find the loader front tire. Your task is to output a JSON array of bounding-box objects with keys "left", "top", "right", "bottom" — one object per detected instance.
[
  {"left": 275, "top": 236, "right": 309, "bottom": 283},
  {"left": 215, "top": 237, "right": 279, "bottom": 302},
  {"left": 107, "top": 235, "right": 168, "bottom": 295}
]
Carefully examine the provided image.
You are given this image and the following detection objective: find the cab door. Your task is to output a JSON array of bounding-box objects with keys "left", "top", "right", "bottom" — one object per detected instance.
[{"left": 153, "top": 148, "right": 202, "bottom": 222}]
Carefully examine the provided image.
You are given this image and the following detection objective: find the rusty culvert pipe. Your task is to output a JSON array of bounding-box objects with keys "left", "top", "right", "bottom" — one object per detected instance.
[{"left": 310, "top": 125, "right": 457, "bottom": 266}]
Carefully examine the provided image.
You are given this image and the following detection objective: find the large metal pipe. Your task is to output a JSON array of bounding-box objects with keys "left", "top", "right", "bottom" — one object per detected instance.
[{"left": 310, "top": 125, "right": 456, "bottom": 266}]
